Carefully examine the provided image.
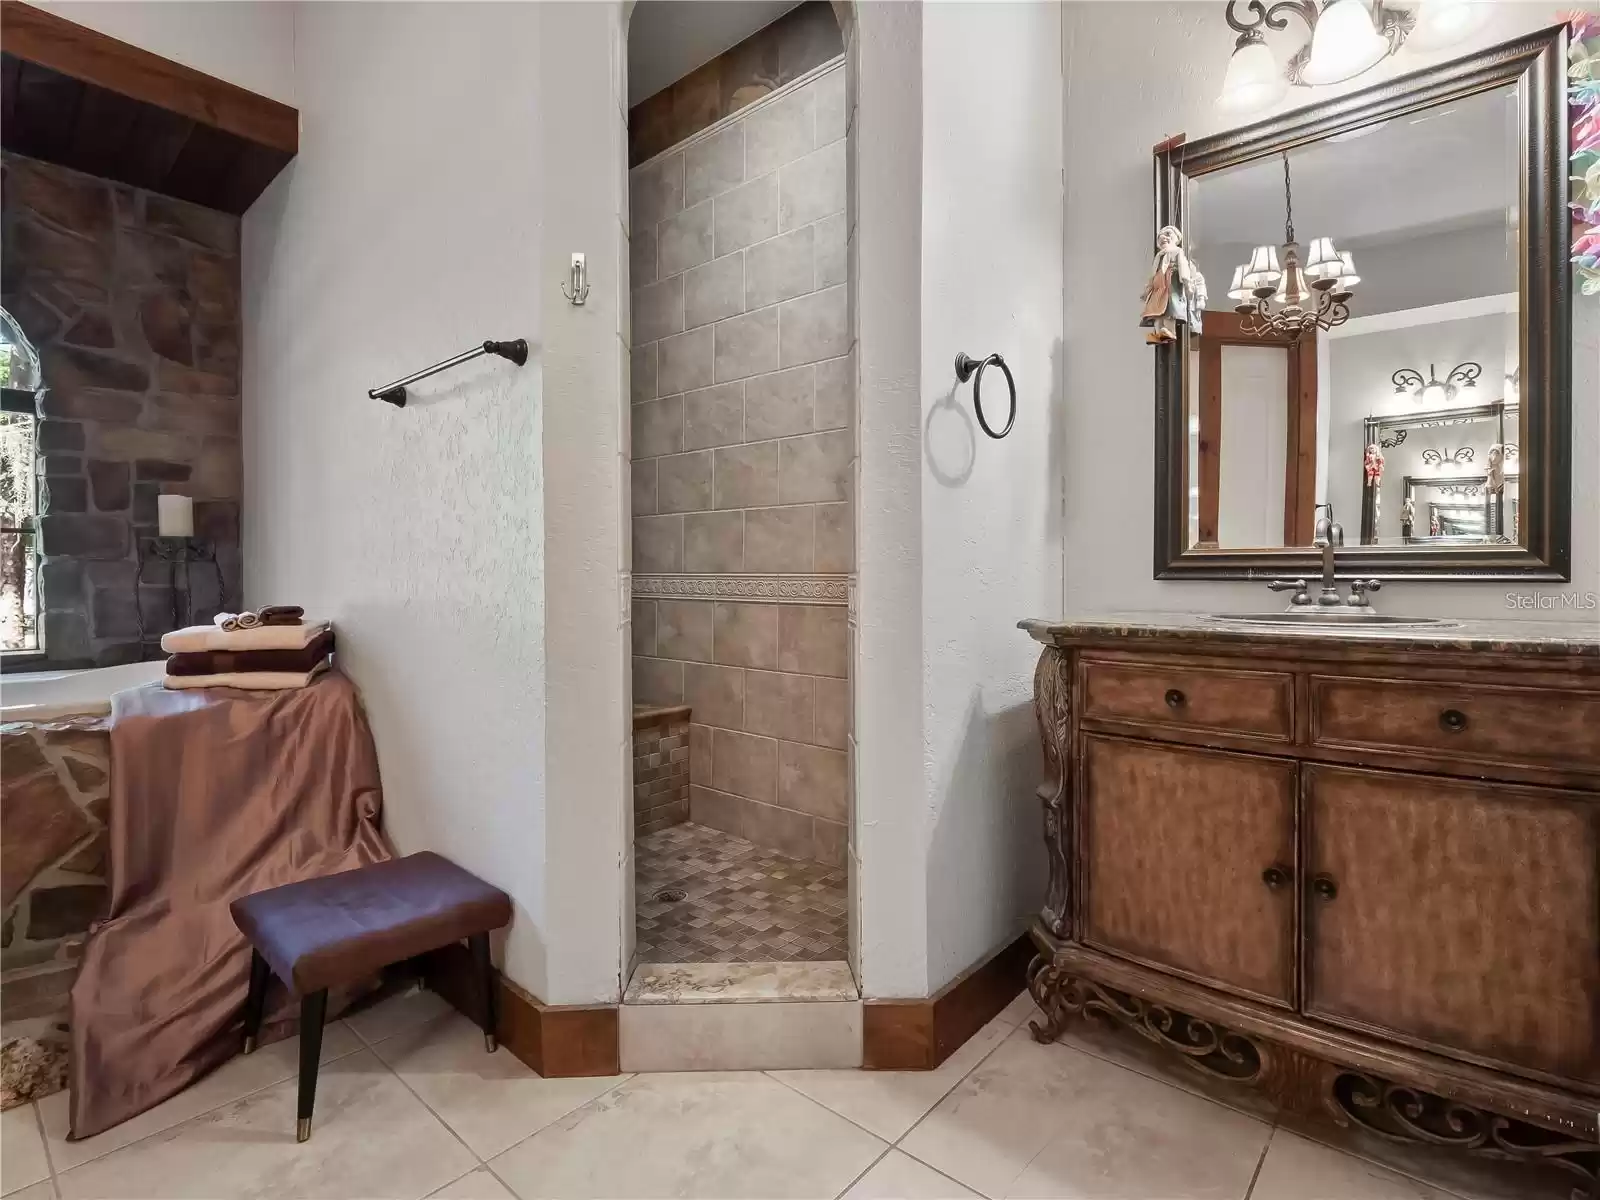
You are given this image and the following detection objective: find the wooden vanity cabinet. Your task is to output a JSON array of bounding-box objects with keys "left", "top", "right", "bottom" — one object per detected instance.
[{"left": 1024, "top": 622, "right": 1600, "bottom": 1194}]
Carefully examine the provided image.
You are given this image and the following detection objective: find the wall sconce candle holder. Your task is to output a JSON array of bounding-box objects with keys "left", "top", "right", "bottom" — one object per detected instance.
[
  {"left": 1218, "top": 0, "right": 1416, "bottom": 113},
  {"left": 1392, "top": 361, "right": 1481, "bottom": 406}
]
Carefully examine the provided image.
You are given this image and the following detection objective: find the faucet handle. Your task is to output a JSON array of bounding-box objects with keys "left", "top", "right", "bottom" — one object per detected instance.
[
  {"left": 1346, "top": 578, "right": 1383, "bottom": 607},
  {"left": 1267, "top": 578, "right": 1311, "bottom": 606}
]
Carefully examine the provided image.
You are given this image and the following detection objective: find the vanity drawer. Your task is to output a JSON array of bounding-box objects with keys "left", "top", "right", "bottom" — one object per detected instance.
[
  {"left": 1310, "top": 675, "right": 1600, "bottom": 772},
  {"left": 1081, "top": 658, "right": 1293, "bottom": 741}
]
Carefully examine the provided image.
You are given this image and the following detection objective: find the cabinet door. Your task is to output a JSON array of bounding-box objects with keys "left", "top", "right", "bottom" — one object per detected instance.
[
  {"left": 1082, "top": 736, "right": 1297, "bottom": 1007},
  {"left": 1304, "top": 765, "right": 1600, "bottom": 1087}
]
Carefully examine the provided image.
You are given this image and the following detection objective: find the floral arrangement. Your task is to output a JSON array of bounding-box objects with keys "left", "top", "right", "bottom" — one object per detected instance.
[{"left": 1571, "top": 11, "right": 1600, "bottom": 295}]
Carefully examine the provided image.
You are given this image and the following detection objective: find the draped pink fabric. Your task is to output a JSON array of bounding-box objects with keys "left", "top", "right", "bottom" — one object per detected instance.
[{"left": 69, "top": 671, "right": 390, "bottom": 1140}]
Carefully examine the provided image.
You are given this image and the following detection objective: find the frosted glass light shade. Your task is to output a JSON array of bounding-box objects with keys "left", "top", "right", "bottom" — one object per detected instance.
[
  {"left": 1299, "top": 0, "right": 1388, "bottom": 86},
  {"left": 1408, "top": 1, "right": 1489, "bottom": 50},
  {"left": 1420, "top": 381, "right": 1448, "bottom": 407},
  {"left": 1217, "top": 38, "right": 1287, "bottom": 113}
]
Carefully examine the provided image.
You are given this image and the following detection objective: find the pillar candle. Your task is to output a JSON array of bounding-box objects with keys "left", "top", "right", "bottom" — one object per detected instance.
[{"left": 157, "top": 494, "right": 194, "bottom": 539}]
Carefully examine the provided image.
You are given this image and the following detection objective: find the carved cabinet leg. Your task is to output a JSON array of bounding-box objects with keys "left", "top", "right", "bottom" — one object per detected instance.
[{"left": 1032, "top": 646, "right": 1073, "bottom": 939}]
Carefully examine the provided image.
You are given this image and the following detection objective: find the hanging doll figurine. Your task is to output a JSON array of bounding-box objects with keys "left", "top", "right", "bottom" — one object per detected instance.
[
  {"left": 1363, "top": 443, "right": 1385, "bottom": 486},
  {"left": 1188, "top": 260, "right": 1208, "bottom": 336},
  {"left": 1486, "top": 443, "right": 1506, "bottom": 494},
  {"left": 1141, "top": 224, "right": 1194, "bottom": 344}
]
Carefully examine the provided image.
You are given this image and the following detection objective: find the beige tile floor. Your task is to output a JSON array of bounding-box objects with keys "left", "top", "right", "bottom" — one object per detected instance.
[{"left": 1, "top": 988, "right": 1576, "bottom": 1200}]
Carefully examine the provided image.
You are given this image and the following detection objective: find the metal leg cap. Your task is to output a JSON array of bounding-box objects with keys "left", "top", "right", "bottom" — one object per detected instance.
[
  {"left": 484, "top": 1034, "right": 497, "bottom": 1053},
  {"left": 242, "top": 1037, "right": 256, "bottom": 1055},
  {"left": 296, "top": 1117, "right": 312, "bottom": 1143}
]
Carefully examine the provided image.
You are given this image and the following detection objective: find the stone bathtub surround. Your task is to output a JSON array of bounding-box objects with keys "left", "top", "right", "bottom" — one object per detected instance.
[
  {"left": 633, "top": 704, "right": 691, "bottom": 834},
  {"left": 0, "top": 715, "right": 112, "bottom": 1108},
  {"left": 629, "top": 62, "right": 853, "bottom": 866},
  {"left": 1, "top": 152, "right": 243, "bottom": 666}
]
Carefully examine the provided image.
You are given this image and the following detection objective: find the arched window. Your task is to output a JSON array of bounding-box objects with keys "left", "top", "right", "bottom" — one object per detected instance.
[{"left": 1, "top": 307, "right": 44, "bottom": 655}]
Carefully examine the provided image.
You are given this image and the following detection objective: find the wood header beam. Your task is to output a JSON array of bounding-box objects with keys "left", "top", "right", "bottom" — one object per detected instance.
[{"left": 0, "top": 1, "right": 296, "bottom": 153}]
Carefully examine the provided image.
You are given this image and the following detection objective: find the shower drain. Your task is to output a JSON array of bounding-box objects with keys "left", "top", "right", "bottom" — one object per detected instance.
[{"left": 654, "top": 888, "right": 687, "bottom": 903}]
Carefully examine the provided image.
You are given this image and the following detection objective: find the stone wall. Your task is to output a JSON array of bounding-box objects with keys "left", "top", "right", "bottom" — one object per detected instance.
[
  {"left": 633, "top": 705, "right": 690, "bottom": 835},
  {"left": 1, "top": 152, "right": 242, "bottom": 666},
  {"left": 0, "top": 716, "right": 111, "bottom": 1107}
]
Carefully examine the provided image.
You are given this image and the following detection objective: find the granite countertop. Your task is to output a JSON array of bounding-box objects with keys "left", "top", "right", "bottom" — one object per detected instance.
[{"left": 1018, "top": 612, "right": 1600, "bottom": 657}]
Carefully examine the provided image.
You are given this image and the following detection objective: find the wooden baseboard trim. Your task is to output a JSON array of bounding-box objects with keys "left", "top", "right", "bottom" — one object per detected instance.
[
  {"left": 862, "top": 932, "right": 1033, "bottom": 1070},
  {"left": 420, "top": 942, "right": 620, "bottom": 1078}
]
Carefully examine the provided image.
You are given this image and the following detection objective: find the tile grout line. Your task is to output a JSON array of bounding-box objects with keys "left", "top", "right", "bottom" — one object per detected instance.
[
  {"left": 37, "top": 1020, "right": 369, "bottom": 1182},
  {"left": 1242, "top": 1122, "right": 1277, "bottom": 1200},
  {"left": 1027, "top": 1027, "right": 1489, "bottom": 1200},
  {"left": 481, "top": 1073, "right": 634, "bottom": 1175},
  {"left": 370, "top": 1028, "right": 492, "bottom": 1177},
  {"left": 30, "top": 1099, "right": 61, "bottom": 1200},
  {"left": 829, "top": 1142, "right": 897, "bottom": 1200}
]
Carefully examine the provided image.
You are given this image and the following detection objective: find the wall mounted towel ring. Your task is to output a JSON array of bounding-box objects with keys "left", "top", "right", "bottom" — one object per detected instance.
[
  {"left": 954, "top": 352, "right": 1017, "bottom": 439},
  {"left": 369, "top": 339, "right": 529, "bottom": 407}
]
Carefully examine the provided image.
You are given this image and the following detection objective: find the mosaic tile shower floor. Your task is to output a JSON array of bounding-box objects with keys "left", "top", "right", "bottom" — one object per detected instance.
[{"left": 634, "top": 822, "right": 848, "bottom": 964}]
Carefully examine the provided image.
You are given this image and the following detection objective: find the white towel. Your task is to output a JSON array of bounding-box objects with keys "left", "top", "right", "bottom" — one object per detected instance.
[
  {"left": 162, "top": 661, "right": 330, "bottom": 692},
  {"left": 160, "top": 620, "right": 331, "bottom": 655},
  {"left": 213, "top": 611, "right": 263, "bottom": 632}
]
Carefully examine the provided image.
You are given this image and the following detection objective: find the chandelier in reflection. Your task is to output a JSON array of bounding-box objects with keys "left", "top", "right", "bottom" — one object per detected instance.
[{"left": 1227, "top": 153, "right": 1359, "bottom": 338}]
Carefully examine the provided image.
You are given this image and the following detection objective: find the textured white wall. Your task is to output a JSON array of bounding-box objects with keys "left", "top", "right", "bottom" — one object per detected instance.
[
  {"left": 242, "top": 2, "right": 551, "bottom": 994},
  {"left": 1061, "top": 2, "right": 1598, "bottom": 622},
  {"left": 855, "top": 0, "right": 927, "bottom": 998},
  {"left": 539, "top": 1, "right": 631, "bottom": 1005},
  {"left": 36, "top": 1, "right": 297, "bottom": 104},
  {"left": 856, "top": 0, "right": 1061, "bottom": 998},
  {"left": 918, "top": 0, "right": 1061, "bottom": 992}
]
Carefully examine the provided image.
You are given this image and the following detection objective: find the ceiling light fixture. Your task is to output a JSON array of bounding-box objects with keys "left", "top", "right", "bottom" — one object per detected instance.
[
  {"left": 1217, "top": 0, "right": 1417, "bottom": 114},
  {"left": 1227, "top": 153, "right": 1359, "bottom": 337}
]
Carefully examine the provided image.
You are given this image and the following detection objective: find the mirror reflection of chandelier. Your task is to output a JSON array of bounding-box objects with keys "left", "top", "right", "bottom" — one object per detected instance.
[
  {"left": 1227, "top": 153, "right": 1360, "bottom": 337},
  {"left": 1392, "top": 361, "right": 1482, "bottom": 406}
]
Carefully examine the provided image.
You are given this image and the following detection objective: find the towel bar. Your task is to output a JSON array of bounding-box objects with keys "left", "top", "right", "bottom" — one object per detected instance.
[{"left": 370, "top": 339, "right": 529, "bottom": 407}]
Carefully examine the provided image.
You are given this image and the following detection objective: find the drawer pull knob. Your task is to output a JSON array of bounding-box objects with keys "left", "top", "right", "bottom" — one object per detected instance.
[
  {"left": 1261, "top": 864, "right": 1291, "bottom": 890},
  {"left": 1312, "top": 875, "right": 1339, "bottom": 902},
  {"left": 1164, "top": 688, "right": 1186, "bottom": 709},
  {"left": 1439, "top": 708, "right": 1469, "bottom": 734}
]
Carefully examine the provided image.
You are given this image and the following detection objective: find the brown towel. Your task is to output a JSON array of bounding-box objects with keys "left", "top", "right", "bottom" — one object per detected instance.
[
  {"left": 166, "top": 630, "right": 334, "bottom": 677},
  {"left": 259, "top": 605, "right": 304, "bottom": 626}
]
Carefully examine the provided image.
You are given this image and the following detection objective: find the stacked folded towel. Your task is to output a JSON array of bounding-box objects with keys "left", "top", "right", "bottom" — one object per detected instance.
[{"left": 159, "top": 609, "right": 334, "bottom": 691}]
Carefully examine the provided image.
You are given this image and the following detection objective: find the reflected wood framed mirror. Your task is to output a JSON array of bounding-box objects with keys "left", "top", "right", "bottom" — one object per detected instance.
[{"left": 1154, "top": 26, "right": 1571, "bottom": 581}]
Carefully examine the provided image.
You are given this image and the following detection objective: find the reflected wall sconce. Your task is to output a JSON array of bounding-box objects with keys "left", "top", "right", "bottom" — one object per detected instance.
[{"left": 1392, "top": 361, "right": 1481, "bottom": 407}]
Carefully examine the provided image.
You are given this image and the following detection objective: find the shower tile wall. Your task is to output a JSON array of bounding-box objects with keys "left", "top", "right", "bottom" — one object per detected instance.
[{"left": 629, "top": 61, "right": 851, "bottom": 868}]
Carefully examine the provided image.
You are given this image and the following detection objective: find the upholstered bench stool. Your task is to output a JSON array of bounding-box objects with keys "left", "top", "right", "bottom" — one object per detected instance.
[{"left": 230, "top": 851, "right": 512, "bottom": 1141}]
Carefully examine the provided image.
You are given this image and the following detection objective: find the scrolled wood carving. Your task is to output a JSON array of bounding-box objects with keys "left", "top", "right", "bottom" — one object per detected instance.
[
  {"left": 1026, "top": 964, "right": 1264, "bottom": 1085},
  {"left": 1330, "top": 1073, "right": 1599, "bottom": 1200},
  {"left": 1032, "top": 646, "right": 1072, "bottom": 938}
]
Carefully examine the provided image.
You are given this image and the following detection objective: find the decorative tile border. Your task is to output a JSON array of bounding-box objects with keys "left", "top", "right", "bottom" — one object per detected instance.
[{"left": 633, "top": 574, "right": 850, "bottom": 606}]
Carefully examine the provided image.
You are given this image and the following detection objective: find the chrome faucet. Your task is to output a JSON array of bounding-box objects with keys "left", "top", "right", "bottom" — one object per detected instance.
[
  {"left": 1267, "top": 502, "right": 1383, "bottom": 610},
  {"left": 1313, "top": 503, "right": 1343, "bottom": 606}
]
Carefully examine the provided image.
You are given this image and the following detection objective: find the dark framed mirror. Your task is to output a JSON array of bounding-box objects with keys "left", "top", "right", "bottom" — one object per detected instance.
[{"left": 1153, "top": 26, "right": 1570, "bottom": 581}]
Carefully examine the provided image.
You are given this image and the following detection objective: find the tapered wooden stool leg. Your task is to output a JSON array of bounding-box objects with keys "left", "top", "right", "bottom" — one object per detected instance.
[
  {"left": 468, "top": 933, "right": 496, "bottom": 1052},
  {"left": 242, "top": 949, "right": 270, "bottom": 1054},
  {"left": 296, "top": 989, "right": 328, "bottom": 1142}
]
